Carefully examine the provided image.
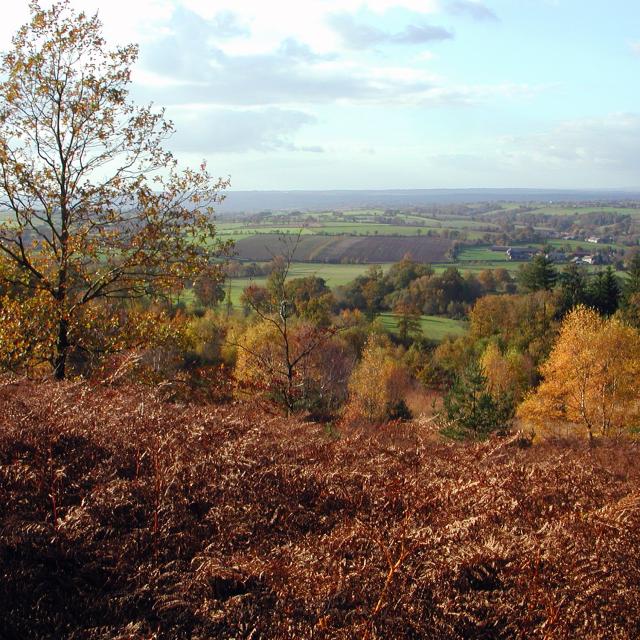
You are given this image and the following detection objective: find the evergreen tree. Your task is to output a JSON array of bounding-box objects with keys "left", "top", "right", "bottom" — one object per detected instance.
[
  {"left": 587, "top": 267, "right": 620, "bottom": 316},
  {"left": 619, "top": 253, "right": 640, "bottom": 327},
  {"left": 557, "top": 263, "right": 588, "bottom": 316},
  {"left": 442, "top": 361, "right": 513, "bottom": 439},
  {"left": 623, "top": 253, "right": 640, "bottom": 304},
  {"left": 518, "top": 255, "right": 558, "bottom": 292}
]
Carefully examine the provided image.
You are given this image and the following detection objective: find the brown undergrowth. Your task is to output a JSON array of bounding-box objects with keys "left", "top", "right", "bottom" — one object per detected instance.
[{"left": 1, "top": 377, "right": 639, "bottom": 639}]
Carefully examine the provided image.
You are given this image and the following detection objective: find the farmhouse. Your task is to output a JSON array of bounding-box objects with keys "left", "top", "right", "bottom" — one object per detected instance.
[
  {"left": 585, "top": 254, "right": 608, "bottom": 265},
  {"left": 573, "top": 254, "right": 605, "bottom": 265}
]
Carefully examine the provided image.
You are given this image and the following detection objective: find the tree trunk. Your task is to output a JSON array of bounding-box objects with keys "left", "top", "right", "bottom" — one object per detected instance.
[{"left": 53, "top": 317, "right": 69, "bottom": 380}]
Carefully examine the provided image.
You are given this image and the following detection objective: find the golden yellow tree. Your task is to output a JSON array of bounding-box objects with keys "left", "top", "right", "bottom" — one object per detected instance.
[
  {"left": 480, "top": 342, "right": 534, "bottom": 404},
  {"left": 344, "top": 334, "right": 411, "bottom": 424},
  {"left": 517, "top": 306, "right": 640, "bottom": 441},
  {"left": 0, "top": 2, "right": 230, "bottom": 378}
]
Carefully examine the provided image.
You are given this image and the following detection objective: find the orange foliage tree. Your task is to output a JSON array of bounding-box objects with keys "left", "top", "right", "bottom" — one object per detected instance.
[
  {"left": 0, "top": 2, "right": 230, "bottom": 378},
  {"left": 517, "top": 306, "right": 640, "bottom": 441},
  {"left": 469, "top": 291, "right": 558, "bottom": 364}
]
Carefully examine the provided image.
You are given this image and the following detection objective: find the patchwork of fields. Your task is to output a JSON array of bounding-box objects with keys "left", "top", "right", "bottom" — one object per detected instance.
[{"left": 183, "top": 202, "right": 639, "bottom": 342}]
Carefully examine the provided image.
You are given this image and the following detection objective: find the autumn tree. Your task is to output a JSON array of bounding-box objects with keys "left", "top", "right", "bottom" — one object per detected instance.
[
  {"left": 517, "top": 306, "right": 640, "bottom": 442},
  {"left": 493, "top": 267, "right": 515, "bottom": 292},
  {"left": 469, "top": 292, "right": 557, "bottom": 363},
  {"left": 476, "top": 269, "right": 497, "bottom": 292},
  {"left": 284, "top": 276, "right": 335, "bottom": 326},
  {"left": 344, "top": 334, "right": 411, "bottom": 424},
  {"left": 480, "top": 341, "right": 534, "bottom": 404},
  {"left": 234, "top": 320, "right": 352, "bottom": 415},
  {"left": 361, "top": 265, "right": 387, "bottom": 320},
  {"left": 193, "top": 275, "right": 226, "bottom": 308},
  {"left": 0, "top": 2, "right": 230, "bottom": 378},
  {"left": 235, "top": 232, "right": 342, "bottom": 414}
]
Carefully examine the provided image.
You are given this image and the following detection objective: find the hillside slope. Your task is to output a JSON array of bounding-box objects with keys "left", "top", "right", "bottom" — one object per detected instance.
[
  {"left": 1, "top": 379, "right": 639, "bottom": 639},
  {"left": 234, "top": 233, "right": 452, "bottom": 263}
]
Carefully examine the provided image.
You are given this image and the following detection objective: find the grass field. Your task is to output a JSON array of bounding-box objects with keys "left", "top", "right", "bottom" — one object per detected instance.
[
  {"left": 532, "top": 206, "right": 639, "bottom": 216},
  {"left": 201, "top": 202, "right": 640, "bottom": 315},
  {"left": 457, "top": 247, "right": 509, "bottom": 262},
  {"left": 182, "top": 264, "right": 470, "bottom": 342},
  {"left": 378, "top": 312, "right": 468, "bottom": 341},
  {"left": 216, "top": 207, "right": 499, "bottom": 244},
  {"left": 545, "top": 238, "right": 628, "bottom": 251},
  {"left": 220, "top": 223, "right": 443, "bottom": 236},
  {"left": 220, "top": 261, "right": 526, "bottom": 310}
]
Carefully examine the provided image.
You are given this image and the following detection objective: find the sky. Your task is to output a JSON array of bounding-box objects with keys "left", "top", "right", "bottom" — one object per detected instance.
[{"left": 2, "top": 0, "right": 640, "bottom": 190}]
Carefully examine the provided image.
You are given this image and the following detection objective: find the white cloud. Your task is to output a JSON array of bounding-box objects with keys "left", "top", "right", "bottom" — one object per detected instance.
[
  {"left": 177, "top": 0, "right": 440, "bottom": 55},
  {"left": 328, "top": 14, "right": 453, "bottom": 49},
  {"left": 167, "top": 105, "right": 323, "bottom": 153},
  {"left": 130, "top": 5, "right": 546, "bottom": 111},
  {"left": 447, "top": 1, "right": 498, "bottom": 22},
  {"left": 504, "top": 114, "right": 640, "bottom": 168}
]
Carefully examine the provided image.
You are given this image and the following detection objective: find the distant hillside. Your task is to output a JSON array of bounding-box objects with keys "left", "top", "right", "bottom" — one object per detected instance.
[{"left": 216, "top": 189, "right": 640, "bottom": 214}]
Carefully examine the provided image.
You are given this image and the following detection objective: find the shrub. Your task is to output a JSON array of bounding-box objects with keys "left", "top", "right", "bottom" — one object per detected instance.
[
  {"left": 234, "top": 320, "right": 352, "bottom": 414},
  {"left": 344, "top": 334, "right": 412, "bottom": 424}
]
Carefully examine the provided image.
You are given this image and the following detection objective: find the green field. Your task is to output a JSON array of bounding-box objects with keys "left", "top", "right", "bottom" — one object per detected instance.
[
  {"left": 220, "top": 223, "right": 443, "bottom": 237},
  {"left": 545, "top": 238, "right": 628, "bottom": 251},
  {"left": 378, "top": 313, "right": 468, "bottom": 341},
  {"left": 457, "top": 247, "right": 509, "bottom": 262},
  {"left": 216, "top": 206, "right": 498, "bottom": 244},
  {"left": 207, "top": 202, "right": 640, "bottom": 311},
  {"left": 532, "top": 206, "right": 639, "bottom": 217}
]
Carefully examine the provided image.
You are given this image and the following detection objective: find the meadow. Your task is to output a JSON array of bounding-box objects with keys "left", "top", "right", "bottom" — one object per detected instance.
[{"left": 377, "top": 312, "right": 468, "bottom": 341}]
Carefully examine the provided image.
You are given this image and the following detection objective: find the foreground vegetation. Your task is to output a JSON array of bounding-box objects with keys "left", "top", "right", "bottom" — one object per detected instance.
[{"left": 2, "top": 379, "right": 640, "bottom": 639}]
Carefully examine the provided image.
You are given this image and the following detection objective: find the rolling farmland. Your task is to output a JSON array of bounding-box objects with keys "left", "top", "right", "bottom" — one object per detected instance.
[{"left": 192, "top": 200, "right": 640, "bottom": 343}]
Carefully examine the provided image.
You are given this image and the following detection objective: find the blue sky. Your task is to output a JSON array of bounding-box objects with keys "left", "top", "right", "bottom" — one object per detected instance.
[{"left": 2, "top": 0, "right": 640, "bottom": 190}]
